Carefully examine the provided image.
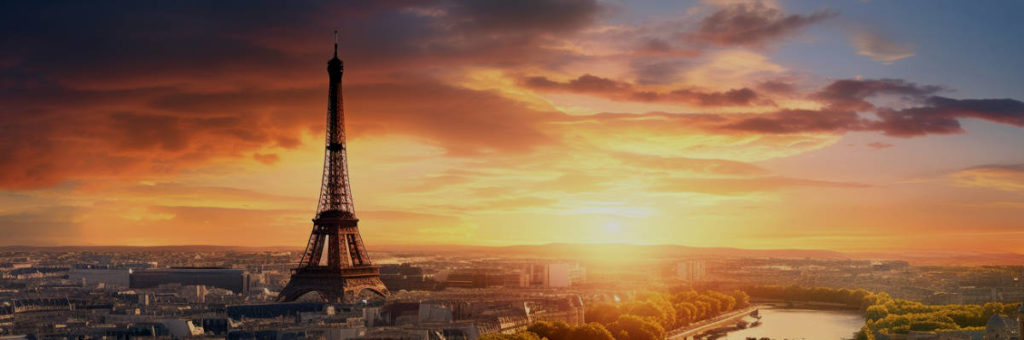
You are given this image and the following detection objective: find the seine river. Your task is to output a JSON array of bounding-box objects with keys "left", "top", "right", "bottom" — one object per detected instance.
[{"left": 722, "top": 307, "right": 865, "bottom": 340}]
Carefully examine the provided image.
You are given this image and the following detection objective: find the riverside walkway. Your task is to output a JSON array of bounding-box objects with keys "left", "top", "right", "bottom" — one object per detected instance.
[{"left": 666, "top": 306, "right": 759, "bottom": 340}]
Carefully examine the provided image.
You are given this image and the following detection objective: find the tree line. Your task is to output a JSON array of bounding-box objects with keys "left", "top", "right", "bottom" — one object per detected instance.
[
  {"left": 743, "top": 285, "right": 1021, "bottom": 338},
  {"left": 481, "top": 289, "right": 751, "bottom": 340}
]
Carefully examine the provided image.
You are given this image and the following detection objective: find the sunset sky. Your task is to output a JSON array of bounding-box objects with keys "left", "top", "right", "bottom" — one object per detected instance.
[{"left": 2, "top": 1, "right": 1023, "bottom": 253}]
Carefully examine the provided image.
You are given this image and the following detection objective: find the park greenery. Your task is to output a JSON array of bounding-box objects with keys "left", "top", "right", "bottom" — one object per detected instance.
[
  {"left": 481, "top": 289, "right": 751, "bottom": 340},
  {"left": 744, "top": 285, "right": 1021, "bottom": 338},
  {"left": 488, "top": 285, "right": 1021, "bottom": 340}
]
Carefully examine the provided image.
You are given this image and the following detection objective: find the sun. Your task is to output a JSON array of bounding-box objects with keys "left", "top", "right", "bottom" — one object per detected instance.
[{"left": 602, "top": 221, "right": 623, "bottom": 234}]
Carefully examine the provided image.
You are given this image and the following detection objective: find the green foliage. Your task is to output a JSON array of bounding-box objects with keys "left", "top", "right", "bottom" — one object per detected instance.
[
  {"left": 479, "top": 332, "right": 544, "bottom": 340},
  {"left": 854, "top": 325, "right": 875, "bottom": 340},
  {"left": 743, "top": 284, "right": 874, "bottom": 309},
  {"left": 865, "top": 304, "right": 888, "bottom": 321},
  {"left": 584, "top": 289, "right": 750, "bottom": 340},
  {"left": 526, "top": 321, "right": 614, "bottom": 340},
  {"left": 731, "top": 290, "right": 751, "bottom": 308},
  {"left": 567, "top": 323, "right": 615, "bottom": 340},
  {"left": 746, "top": 285, "right": 1022, "bottom": 335},
  {"left": 585, "top": 303, "right": 621, "bottom": 325},
  {"left": 528, "top": 321, "right": 571, "bottom": 340},
  {"left": 606, "top": 314, "right": 664, "bottom": 340}
]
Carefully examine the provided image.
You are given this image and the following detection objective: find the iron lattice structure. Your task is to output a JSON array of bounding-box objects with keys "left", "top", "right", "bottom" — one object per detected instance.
[{"left": 278, "top": 36, "right": 389, "bottom": 303}]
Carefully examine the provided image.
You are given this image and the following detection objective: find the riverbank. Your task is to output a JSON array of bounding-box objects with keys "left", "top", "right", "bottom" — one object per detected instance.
[
  {"left": 752, "top": 298, "right": 861, "bottom": 310},
  {"left": 667, "top": 306, "right": 760, "bottom": 339}
]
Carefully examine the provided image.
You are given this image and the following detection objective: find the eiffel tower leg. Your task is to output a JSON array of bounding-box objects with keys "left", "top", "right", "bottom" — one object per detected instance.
[{"left": 278, "top": 272, "right": 389, "bottom": 303}]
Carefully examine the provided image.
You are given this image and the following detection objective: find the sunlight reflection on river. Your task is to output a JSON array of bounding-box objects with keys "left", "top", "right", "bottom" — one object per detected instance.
[{"left": 723, "top": 307, "right": 864, "bottom": 340}]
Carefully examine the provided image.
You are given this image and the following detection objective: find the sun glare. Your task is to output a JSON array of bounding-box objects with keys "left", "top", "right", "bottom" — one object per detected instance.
[{"left": 602, "top": 221, "right": 622, "bottom": 234}]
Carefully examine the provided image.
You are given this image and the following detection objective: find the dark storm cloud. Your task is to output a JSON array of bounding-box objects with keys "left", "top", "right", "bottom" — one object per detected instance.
[
  {"left": 447, "top": 0, "right": 602, "bottom": 34},
  {"left": 721, "top": 80, "right": 1024, "bottom": 137},
  {"left": 814, "top": 78, "right": 943, "bottom": 111},
  {"left": 2, "top": 0, "right": 1023, "bottom": 192},
  {"left": 757, "top": 80, "right": 797, "bottom": 94},
  {"left": 524, "top": 74, "right": 766, "bottom": 106},
  {"left": 723, "top": 109, "right": 864, "bottom": 134},
  {"left": 525, "top": 74, "right": 630, "bottom": 93},
  {"left": 694, "top": 2, "right": 836, "bottom": 46},
  {"left": 871, "top": 96, "right": 1024, "bottom": 137},
  {"left": 0, "top": 0, "right": 600, "bottom": 87},
  {"left": 871, "top": 107, "right": 964, "bottom": 137},
  {"left": 661, "top": 88, "right": 762, "bottom": 106},
  {"left": 0, "top": 0, "right": 602, "bottom": 189},
  {"left": 925, "top": 97, "right": 1024, "bottom": 126},
  {"left": 0, "top": 1, "right": 331, "bottom": 87},
  {"left": 630, "top": 59, "right": 688, "bottom": 85}
]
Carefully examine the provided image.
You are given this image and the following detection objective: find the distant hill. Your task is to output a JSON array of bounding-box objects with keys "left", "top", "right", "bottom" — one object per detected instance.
[
  {"left": 373, "top": 243, "right": 1024, "bottom": 265},
  {"left": 847, "top": 251, "right": 1024, "bottom": 266},
  {"left": 0, "top": 245, "right": 299, "bottom": 252},
  {"left": 3, "top": 243, "right": 1023, "bottom": 265},
  {"left": 372, "top": 243, "right": 851, "bottom": 261}
]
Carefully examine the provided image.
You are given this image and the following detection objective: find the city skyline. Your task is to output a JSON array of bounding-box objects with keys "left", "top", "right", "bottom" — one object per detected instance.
[{"left": 2, "top": 1, "right": 1024, "bottom": 253}]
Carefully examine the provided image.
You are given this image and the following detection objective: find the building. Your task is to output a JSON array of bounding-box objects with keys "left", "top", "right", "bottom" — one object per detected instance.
[
  {"left": 130, "top": 267, "right": 246, "bottom": 293},
  {"left": 677, "top": 260, "right": 707, "bottom": 282},
  {"left": 984, "top": 314, "right": 1020, "bottom": 340},
  {"left": 529, "top": 264, "right": 584, "bottom": 288},
  {"left": 381, "top": 264, "right": 439, "bottom": 291},
  {"left": 225, "top": 302, "right": 333, "bottom": 320},
  {"left": 547, "top": 264, "right": 571, "bottom": 288},
  {"left": 68, "top": 268, "right": 131, "bottom": 288},
  {"left": 445, "top": 270, "right": 527, "bottom": 289}
]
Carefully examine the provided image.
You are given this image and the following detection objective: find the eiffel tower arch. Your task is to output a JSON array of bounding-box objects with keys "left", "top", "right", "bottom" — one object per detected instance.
[{"left": 278, "top": 33, "right": 389, "bottom": 303}]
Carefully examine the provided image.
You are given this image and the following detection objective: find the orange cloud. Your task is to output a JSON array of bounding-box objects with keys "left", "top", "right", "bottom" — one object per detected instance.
[
  {"left": 949, "top": 165, "right": 1024, "bottom": 192},
  {"left": 654, "top": 176, "right": 867, "bottom": 196}
]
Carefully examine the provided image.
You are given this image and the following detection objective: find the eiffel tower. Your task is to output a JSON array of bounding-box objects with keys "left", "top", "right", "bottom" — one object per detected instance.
[{"left": 278, "top": 33, "right": 389, "bottom": 303}]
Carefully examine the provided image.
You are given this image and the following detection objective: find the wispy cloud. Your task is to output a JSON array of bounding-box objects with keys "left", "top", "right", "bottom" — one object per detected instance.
[{"left": 851, "top": 30, "right": 916, "bottom": 64}]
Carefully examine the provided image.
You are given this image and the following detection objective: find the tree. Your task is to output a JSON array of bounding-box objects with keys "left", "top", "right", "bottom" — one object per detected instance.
[
  {"left": 527, "top": 321, "right": 615, "bottom": 340},
  {"left": 982, "top": 302, "right": 1003, "bottom": 321},
  {"left": 854, "top": 326, "right": 875, "bottom": 340},
  {"left": 606, "top": 315, "right": 664, "bottom": 340},
  {"left": 626, "top": 300, "right": 672, "bottom": 329},
  {"left": 731, "top": 290, "right": 750, "bottom": 308},
  {"left": 673, "top": 302, "right": 696, "bottom": 326},
  {"left": 567, "top": 323, "right": 614, "bottom": 340},
  {"left": 479, "top": 332, "right": 544, "bottom": 340},
  {"left": 586, "top": 303, "right": 621, "bottom": 325},
  {"left": 528, "top": 321, "right": 571, "bottom": 340},
  {"left": 865, "top": 305, "right": 889, "bottom": 321}
]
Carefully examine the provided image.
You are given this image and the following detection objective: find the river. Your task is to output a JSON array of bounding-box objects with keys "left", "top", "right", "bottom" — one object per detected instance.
[{"left": 721, "top": 307, "right": 865, "bottom": 339}]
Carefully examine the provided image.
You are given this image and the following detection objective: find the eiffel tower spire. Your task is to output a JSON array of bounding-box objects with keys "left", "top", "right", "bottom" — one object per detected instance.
[
  {"left": 279, "top": 32, "right": 389, "bottom": 303},
  {"left": 316, "top": 30, "right": 355, "bottom": 218}
]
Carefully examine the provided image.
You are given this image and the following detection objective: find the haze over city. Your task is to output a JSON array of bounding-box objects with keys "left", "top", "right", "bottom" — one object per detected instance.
[{"left": 3, "top": 0, "right": 1024, "bottom": 254}]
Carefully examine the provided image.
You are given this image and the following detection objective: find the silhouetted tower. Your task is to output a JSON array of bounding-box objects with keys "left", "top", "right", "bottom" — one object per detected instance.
[{"left": 278, "top": 32, "right": 389, "bottom": 303}]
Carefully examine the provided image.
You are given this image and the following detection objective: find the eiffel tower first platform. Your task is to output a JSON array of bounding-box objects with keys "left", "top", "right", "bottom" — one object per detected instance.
[{"left": 278, "top": 33, "right": 389, "bottom": 303}]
